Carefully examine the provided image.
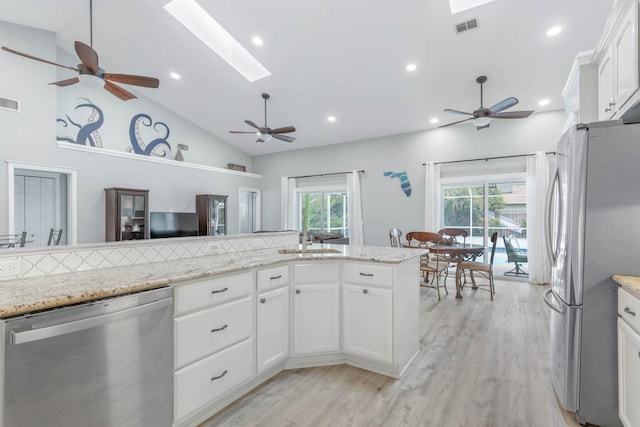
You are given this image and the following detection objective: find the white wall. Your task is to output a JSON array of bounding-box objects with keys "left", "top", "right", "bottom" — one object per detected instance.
[{"left": 253, "top": 111, "right": 565, "bottom": 246}]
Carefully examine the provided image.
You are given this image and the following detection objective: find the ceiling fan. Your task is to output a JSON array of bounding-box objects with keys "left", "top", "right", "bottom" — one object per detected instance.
[
  {"left": 439, "top": 76, "right": 534, "bottom": 130},
  {"left": 229, "top": 93, "right": 296, "bottom": 143},
  {"left": 0, "top": 0, "right": 159, "bottom": 101}
]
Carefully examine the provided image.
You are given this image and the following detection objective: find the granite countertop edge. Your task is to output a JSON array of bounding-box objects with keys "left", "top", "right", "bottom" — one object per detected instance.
[
  {"left": 0, "top": 245, "right": 426, "bottom": 319},
  {"left": 612, "top": 275, "right": 640, "bottom": 300}
]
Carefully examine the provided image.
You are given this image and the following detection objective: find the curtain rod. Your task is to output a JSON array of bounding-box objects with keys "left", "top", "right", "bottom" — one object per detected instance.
[
  {"left": 422, "top": 151, "right": 556, "bottom": 166},
  {"left": 289, "top": 170, "right": 365, "bottom": 179}
]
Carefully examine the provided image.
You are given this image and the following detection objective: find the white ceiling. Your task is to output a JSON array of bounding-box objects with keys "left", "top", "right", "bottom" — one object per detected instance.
[{"left": 0, "top": 0, "right": 612, "bottom": 156}]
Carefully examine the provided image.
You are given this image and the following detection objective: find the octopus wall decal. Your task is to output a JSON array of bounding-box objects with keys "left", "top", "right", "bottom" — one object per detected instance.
[
  {"left": 56, "top": 98, "right": 104, "bottom": 147},
  {"left": 384, "top": 171, "right": 412, "bottom": 197},
  {"left": 127, "top": 113, "right": 172, "bottom": 157}
]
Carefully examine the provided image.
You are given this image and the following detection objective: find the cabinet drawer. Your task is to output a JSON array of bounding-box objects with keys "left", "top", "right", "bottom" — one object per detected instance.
[
  {"left": 619, "top": 287, "right": 640, "bottom": 334},
  {"left": 257, "top": 265, "right": 290, "bottom": 292},
  {"left": 174, "top": 337, "right": 254, "bottom": 422},
  {"left": 343, "top": 263, "right": 392, "bottom": 288},
  {"left": 175, "top": 296, "right": 253, "bottom": 369},
  {"left": 293, "top": 263, "right": 340, "bottom": 283},
  {"left": 174, "top": 272, "right": 253, "bottom": 315}
]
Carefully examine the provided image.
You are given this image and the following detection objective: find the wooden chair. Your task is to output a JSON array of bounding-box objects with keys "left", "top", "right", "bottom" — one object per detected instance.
[
  {"left": 456, "top": 232, "right": 498, "bottom": 300},
  {"left": 503, "top": 234, "right": 528, "bottom": 277},
  {"left": 48, "top": 228, "right": 64, "bottom": 246},
  {"left": 0, "top": 231, "right": 27, "bottom": 248},
  {"left": 437, "top": 228, "right": 468, "bottom": 244},
  {"left": 389, "top": 228, "right": 403, "bottom": 247},
  {"left": 406, "top": 231, "right": 449, "bottom": 300}
]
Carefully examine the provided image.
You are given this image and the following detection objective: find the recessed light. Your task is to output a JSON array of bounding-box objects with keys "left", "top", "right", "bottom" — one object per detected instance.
[
  {"left": 546, "top": 26, "right": 562, "bottom": 37},
  {"left": 430, "top": 118, "right": 439, "bottom": 124},
  {"left": 328, "top": 116, "right": 336, "bottom": 122},
  {"left": 252, "top": 36, "right": 263, "bottom": 46},
  {"left": 538, "top": 98, "right": 550, "bottom": 106},
  {"left": 170, "top": 72, "right": 181, "bottom": 80},
  {"left": 406, "top": 64, "right": 417, "bottom": 72}
]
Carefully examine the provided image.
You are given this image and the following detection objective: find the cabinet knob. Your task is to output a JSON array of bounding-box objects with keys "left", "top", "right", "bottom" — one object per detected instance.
[
  {"left": 605, "top": 108, "right": 612, "bottom": 113},
  {"left": 363, "top": 289, "right": 368, "bottom": 294},
  {"left": 260, "top": 298, "right": 266, "bottom": 303},
  {"left": 295, "top": 289, "right": 301, "bottom": 294}
]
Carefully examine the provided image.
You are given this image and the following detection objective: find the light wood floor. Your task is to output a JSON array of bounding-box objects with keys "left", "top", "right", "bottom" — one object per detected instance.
[{"left": 201, "top": 279, "right": 581, "bottom": 427}]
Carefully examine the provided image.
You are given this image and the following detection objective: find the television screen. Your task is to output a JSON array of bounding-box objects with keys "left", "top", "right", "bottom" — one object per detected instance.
[{"left": 150, "top": 212, "right": 199, "bottom": 239}]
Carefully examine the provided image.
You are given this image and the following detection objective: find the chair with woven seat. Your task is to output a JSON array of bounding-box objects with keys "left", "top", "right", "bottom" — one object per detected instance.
[
  {"left": 389, "top": 228, "right": 403, "bottom": 247},
  {"left": 503, "top": 234, "right": 528, "bottom": 277},
  {"left": 456, "top": 232, "right": 498, "bottom": 300},
  {"left": 406, "top": 231, "right": 449, "bottom": 300}
]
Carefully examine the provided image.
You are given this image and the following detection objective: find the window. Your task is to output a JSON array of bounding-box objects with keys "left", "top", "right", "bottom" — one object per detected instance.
[{"left": 297, "top": 191, "right": 349, "bottom": 236}]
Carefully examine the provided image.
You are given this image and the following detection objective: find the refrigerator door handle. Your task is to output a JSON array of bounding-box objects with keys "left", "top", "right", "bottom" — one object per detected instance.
[
  {"left": 543, "top": 288, "right": 564, "bottom": 314},
  {"left": 545, "top": 167, "right": 561, "bottom": 266}
]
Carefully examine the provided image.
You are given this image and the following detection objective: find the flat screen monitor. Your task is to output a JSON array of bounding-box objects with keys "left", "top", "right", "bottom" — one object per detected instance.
[{"left": 150, "top": 212, "right": 199, "bottom": 239}]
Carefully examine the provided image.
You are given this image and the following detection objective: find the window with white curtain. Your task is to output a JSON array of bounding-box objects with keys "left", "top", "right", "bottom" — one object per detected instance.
[{"left": 295, "top": 175, "right": 349, "bottom": 236}]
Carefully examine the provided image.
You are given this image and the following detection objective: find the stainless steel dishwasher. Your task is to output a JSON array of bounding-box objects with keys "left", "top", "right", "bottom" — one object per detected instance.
[{"left": 1, "top": 286, "right": 173, "bottom": 427}]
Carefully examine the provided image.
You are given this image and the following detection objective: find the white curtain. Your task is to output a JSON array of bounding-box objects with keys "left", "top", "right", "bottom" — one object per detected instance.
[
  {"left": 424, "top": 162, "right": 442, "bottom": 231},
  {"left": 347, "top": 171, "right": 364, "bottom": 246},
  {"left": 280, "top": 177, "right": 297, "bottom": 230},
  {"left": 527, "top": 152, "right": 552, "bottom": 284}
]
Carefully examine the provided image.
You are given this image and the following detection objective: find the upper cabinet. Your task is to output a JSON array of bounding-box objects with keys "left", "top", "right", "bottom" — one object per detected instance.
[
  {"left": 105, "top": 188, "right": 149, "bottom": 241},
  {"left": 595, "top": 0, "right": 640, "bottom": 120},
  {"left": 196, "top": 194, "right": 228, "bottom": 237}
]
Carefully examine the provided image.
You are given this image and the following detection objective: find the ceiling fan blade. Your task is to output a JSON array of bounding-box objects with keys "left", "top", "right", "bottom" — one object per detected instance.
[
  {"left": 487, "top": 97, "right": 519, "bottom": 114},
  {"left": 104, "top": 80, "right": 136, "bottom": 101},
  {"left": 2, "top": 46, "right": 79, "bottom": 72},
  {"left": 105, "top": 73, "right": 159, "bottom": 88},
  {"left": 229, "top": 130, "right": 259, "bottom": 134},
  {"left": 49, "top": 77, "right": 80, "bottom": 87},
  {"left": 272, "top": 134, "right": 296, "bottom": 142},
  {"left": 444, "top": 108, "right": 473, "bottom": 116},
  {"left": 438, "top": 117, "right": 475, "bottom": 128},
  {"left": 244, "top": 120, "right": 262, "bottom": 131},
  {"left": 74, "top": 41, "right": 99, "bottom": 73},
  {"left": 491, "top": 110, "right": 534, "bottom": 119},
  {"left": 271, "top": 126, "right": 296, "bottom": 134}
]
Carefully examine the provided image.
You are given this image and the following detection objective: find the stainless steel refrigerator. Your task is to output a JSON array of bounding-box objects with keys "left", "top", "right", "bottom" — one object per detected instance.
[{"left": 543, "top": 119, "right": 640, "bottom": 427}]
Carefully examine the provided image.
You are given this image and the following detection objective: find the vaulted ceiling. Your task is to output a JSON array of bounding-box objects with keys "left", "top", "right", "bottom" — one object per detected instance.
[{"left": 0, "top": 0, "right": 611, "bottom": 156}]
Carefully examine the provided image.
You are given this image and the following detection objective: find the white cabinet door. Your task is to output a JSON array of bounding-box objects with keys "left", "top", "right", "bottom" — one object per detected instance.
[
  {"left": 618, "top": 319, "right": 640, "bottom": 427},
  {"left": 614, "top": 2, "right": 639, "bottom": 112},
  {"left": 598, "top": 46, "right": 615, "bottom": 120},
  {"left": 257, "top": 286, "right": 289, "bottom": 373},
  {"left": 292, "top": 283, "right": 339, "bottom": 355},
  {"left": 343, "top": 284, "right": 393, "bottom": 364}
]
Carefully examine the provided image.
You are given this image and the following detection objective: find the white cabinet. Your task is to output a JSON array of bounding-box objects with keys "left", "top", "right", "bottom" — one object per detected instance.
[
  {"left": 618, "top": 287, "right": 640, "bottom": 427},
  {"left": 597, "top": 0, "right": 639, "bottom": 120},
  {"left": 292, "top": 263, "right": 340, "bottom": 355},
  {"left": 256, "top": 265, "right": 290, "bottom": 374}
]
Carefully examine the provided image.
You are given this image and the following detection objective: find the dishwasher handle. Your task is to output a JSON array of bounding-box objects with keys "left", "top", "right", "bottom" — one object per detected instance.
[{"left": 11, "top": 297, "right": 172, "bottom": 345}]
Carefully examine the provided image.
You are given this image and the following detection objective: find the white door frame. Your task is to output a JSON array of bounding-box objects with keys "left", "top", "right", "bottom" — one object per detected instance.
[
  {"left": 238, "top": 187, "right": 261, "bottom": 234},
  {"left": 7, "top": 160, "right": 78, "bottom": 245}
]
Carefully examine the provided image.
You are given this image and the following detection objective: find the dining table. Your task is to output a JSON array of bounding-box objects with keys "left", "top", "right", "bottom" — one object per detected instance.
[{"left": 419, "top": 242, "right": 485, "bottom": 299}]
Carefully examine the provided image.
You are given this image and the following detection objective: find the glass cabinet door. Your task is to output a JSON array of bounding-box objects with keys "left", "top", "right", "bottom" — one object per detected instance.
[
  {"left": 196, "top": 194, "right": 228, "bottom": 236},
  {"left": 105, "top": 188, "right": 149, "bottom": 241}
]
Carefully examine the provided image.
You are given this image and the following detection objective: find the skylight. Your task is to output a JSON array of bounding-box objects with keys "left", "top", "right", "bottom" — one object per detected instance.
[
  {"left": 448, "top": 0, "right": 496, "bottom": 14},
  {"left": 164, "top": 0, "right": 271, "bottom": 82}
]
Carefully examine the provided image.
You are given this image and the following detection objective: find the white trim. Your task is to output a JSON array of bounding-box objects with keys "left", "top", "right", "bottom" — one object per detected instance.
[
  {"left": 440, "top": 172, "right": 526, "bottom": 186},
  {"left": 56, "top": 141, "right": 262, "bottom": 179},
  {"left": 238, "top": 187, "right": 262, "bottom": 234},
  {"left": 7, "top": 160, "right": 78, "bottom": 245}
]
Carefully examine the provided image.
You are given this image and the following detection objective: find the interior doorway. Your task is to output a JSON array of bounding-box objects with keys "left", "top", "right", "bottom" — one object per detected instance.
[{"left": 239, "top": 188, "right": 261, "bottom": 234}]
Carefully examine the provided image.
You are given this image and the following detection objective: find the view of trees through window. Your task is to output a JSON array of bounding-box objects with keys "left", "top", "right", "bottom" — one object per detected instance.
[{"left": 298, "top": 191, "right": 348, "bottom": 236}]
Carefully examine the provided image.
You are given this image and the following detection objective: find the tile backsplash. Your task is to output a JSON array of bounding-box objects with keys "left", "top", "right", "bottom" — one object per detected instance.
[{"left": 0, "top": 232, "right": 299, "bottom": 281}]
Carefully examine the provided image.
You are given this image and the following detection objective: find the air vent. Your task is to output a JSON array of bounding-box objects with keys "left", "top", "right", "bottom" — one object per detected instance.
[
  {"left": 0, "top": 96, "right": 20, "bottom": 112},
  {"left": 455, "top": 18, "right": 479, "bottom": 34}
]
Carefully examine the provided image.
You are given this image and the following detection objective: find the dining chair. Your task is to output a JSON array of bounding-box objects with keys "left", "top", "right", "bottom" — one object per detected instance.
[
  {"left": 48, "top": 228, "right": 64, "bottom": 246},
  {"left": 456, "top": 232, "right": 498, "bottom": 300},
  {"left": 406, "top": 231, "right": 449, "bottom": 300},
  {"left": 503, "top": 234, "right": 528, "bottom": 277},
  {"left": 0, "top": 231, "right": 27, "bottom": 249},
  {"left": 437, "top": 228, "right": 468, "bottom": 244},
  {"left": 389, "top": 228, "right": 403, "bottom": 247}
]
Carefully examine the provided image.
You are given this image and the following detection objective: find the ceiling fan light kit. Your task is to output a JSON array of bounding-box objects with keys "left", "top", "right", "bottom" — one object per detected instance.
[
  {"left": 229, "top": 93, "right": 296, "bottom": 143},
  {"left": 440, "top": 75, "right": 534, "bottom": 130}
]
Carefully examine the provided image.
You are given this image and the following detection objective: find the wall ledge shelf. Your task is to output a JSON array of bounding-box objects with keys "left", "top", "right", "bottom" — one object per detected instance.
[{"left": 56, "top": 141, "right": 261, "bottom": 179}]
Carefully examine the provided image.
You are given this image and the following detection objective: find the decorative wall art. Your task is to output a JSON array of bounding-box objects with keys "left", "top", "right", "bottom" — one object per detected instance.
[
  {"left": 127, "top": 113, "right": 172, "bottom": 157},
  {"left": 383, "top": 171, "right": 412, "bottom": 197},
  {"left": 56, "top": 98, "right": 104, "bottom": 147}
]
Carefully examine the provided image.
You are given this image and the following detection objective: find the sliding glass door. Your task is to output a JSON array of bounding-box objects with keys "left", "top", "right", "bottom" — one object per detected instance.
[{"left": 298, "top": 191, "right": 348, "bottom": 236}]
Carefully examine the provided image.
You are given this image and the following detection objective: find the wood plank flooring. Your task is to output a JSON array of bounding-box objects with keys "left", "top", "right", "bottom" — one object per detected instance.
[{"left": 201, "top": 279, "right": 581, "bottom": 427}]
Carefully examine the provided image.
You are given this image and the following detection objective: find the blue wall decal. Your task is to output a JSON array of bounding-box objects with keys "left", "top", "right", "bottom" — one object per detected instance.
[
  {"left": 384, "top": 171, "right": 412, "bottom": 197},
  {"left": 56, "top": 98, "right": 104, "bottom": 147},
  {"left": 127, "top": 113, "right": 171, "bottom": 157}
]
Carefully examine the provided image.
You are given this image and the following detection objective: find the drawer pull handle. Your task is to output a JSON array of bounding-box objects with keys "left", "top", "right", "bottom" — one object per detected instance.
[
  {"left": 363, "top": 289, "right": 368, "bottom": 294},
  {"left": 624, "top": 307, "right": 636, "bottom": 316},
  {"left": 260, "top": 298, "right": 266, "bottom": 303},
  {"left": 359, "top": 273, "right": 374, "bottom": 277},
  {"left": 270, "top": 275, "right": 282, "bottom": 280},
  {"left": 211, "top": 370, "right": 228, "bottom": 381},
  {"left": 211, "top": 287, "right": 229, "bottom": 294},
  {"left": 295, "top": 289, "right": 301, "bottom": 294},
  {"left": 211, "top": 324, "right": 228, "bottom": 333}
]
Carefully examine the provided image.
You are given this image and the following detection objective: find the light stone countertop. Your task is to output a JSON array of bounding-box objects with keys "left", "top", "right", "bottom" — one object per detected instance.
[
  {"left": 0, "top": 244, "right": 426, "bottom": 319},
  {"left": 612, "top": 275, "right": 640, "bottom": 300}
]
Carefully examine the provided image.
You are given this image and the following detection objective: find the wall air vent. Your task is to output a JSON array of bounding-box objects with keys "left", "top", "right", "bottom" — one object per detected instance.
[
  {"left": 0, "top": 96, "right": 20, "bottom": 112},
  {"left": 455, "top": 18, "right": 479, "bottom": 34}
]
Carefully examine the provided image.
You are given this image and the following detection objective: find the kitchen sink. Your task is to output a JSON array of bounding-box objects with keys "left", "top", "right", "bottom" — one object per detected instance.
[{"left": 278, "top": 248, "right": 342, "bottom": 254}]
